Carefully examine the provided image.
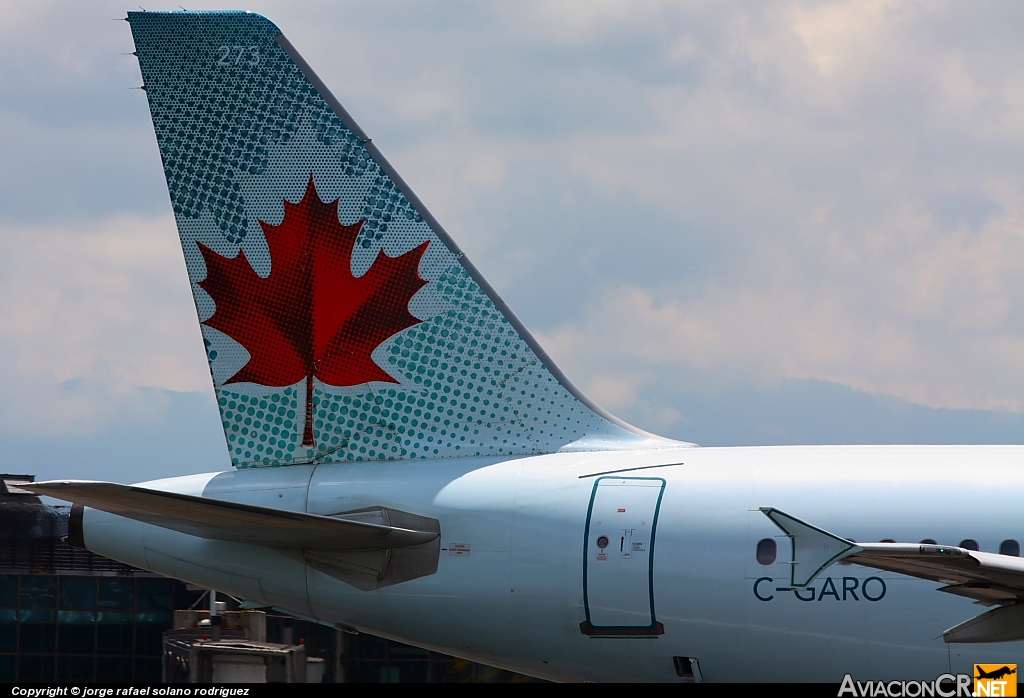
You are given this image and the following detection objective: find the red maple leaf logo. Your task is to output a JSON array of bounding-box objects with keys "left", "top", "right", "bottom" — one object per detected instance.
[{"left": 198, "top": 175, "right": 429, "bottom": 448}]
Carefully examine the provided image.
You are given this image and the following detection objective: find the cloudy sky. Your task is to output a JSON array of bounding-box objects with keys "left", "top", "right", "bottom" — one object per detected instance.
[{"left": 3, "top": 0, "right": 1024, "bottom": 483}]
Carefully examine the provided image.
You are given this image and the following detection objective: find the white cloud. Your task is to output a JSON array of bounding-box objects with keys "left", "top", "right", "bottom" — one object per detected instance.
[
  {"left": 0, "top": 215, "right": 211, "bottom": 434},
  {"left": 5, "top": 0, "right": 1024, "bottom": 445},
  {"left": 787, "top": 0, "right": 902, "bottom": 80},
  {"left": 540, "top": 198, "right": 1024, "bottom": 413}
]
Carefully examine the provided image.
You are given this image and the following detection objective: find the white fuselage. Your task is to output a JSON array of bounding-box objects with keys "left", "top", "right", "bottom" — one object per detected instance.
[{"left": 83, "top": 445, "right": 1024, "bottom": 682}]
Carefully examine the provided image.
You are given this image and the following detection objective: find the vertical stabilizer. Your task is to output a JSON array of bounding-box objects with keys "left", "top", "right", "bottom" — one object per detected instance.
[{"left": 127, "top": 11, "right": 681, "bottom": 467}]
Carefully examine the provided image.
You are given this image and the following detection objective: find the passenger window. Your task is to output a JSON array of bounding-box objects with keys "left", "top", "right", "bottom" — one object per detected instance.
[
  {"left": 756, "top": 538, "right": 777, "bottom": 565},
  {"left": 880, "top": 539, "right": 896, "bottom": 543},
  {"left": 959, "top": 539, "right": 979, "bottom": 551},
  {"left": 920, "top": 539, "right": 937, "bottom": 545},
  {"left": 999, "top": 540, "right": 1020, "bottom": 557}
]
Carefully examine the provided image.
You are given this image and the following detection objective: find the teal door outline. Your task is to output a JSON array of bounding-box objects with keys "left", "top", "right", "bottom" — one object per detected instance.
[{"left": 580, "top": 476, "right": 666, "bottom": 637}]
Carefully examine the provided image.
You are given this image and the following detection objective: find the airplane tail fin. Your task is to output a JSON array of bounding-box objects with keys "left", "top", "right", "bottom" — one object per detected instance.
[{"left": 127, "top": 11, "right": 681, "bottom": 467}]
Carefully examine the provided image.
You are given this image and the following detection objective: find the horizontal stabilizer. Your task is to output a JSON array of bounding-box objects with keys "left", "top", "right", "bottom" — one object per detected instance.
[{"left": 23, "top": 480, "right": 437, "bottom": 551}]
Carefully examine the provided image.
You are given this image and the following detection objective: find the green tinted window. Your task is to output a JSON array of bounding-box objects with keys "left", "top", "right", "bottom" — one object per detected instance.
[
  {"left": 57, "top": 611, "right": 96, "bottom": 624},
  {"left": 59, "top": 577, "right": 96, "bottom": 611},
  {"left": 97, "top": 624, "right": 135, "bottom": 655},
  {"left": 136, "top": 578, "right": 174, "bottom": 612},
  {"left": 97, "top": 579, "right": 133, "bottom": 611},
  {"left": 0, "top": 655, "right": 13, "bottom": 682},
  {"left": 20, "top": 576, "right": 56, "bottom": 609},
  {"left": 57, "top": 655, "right": 94, "bottom": 683},
  {"left": 0, "top": 576, "right": 16, "bottom": 608},
  {"left": 17, "top": 654, "right": 55, "bottom": 682},
  {"left": 96, "top": 656, "right": 132, "bottom": 682},
  {"left": 58, "top": 623, "right": 95, "bottom": 655},
  {"left": 0, "top": 622, "right": 16, "bottom": 652},
  {"left": 18, "top": 623, "right": 56, "bottom": 653}
]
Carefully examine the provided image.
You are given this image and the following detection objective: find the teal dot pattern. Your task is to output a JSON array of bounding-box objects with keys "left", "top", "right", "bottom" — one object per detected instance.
[{"left": 129, "top": 11, "right": 636, "bottom": 468}]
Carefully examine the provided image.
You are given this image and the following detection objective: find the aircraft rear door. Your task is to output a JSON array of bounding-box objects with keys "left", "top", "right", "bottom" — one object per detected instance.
[{"left": 580, "top": 477, "right": 666, "bottom": 636}]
